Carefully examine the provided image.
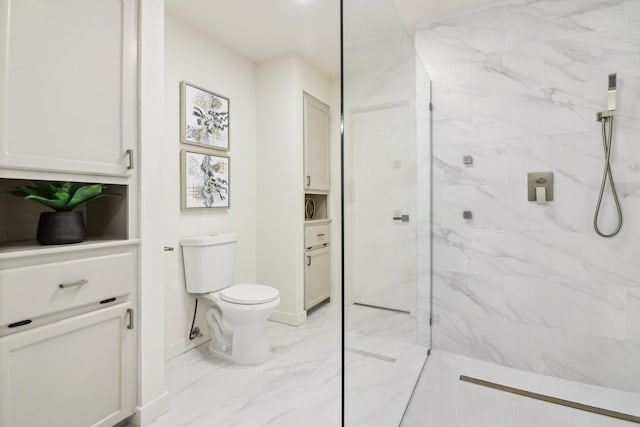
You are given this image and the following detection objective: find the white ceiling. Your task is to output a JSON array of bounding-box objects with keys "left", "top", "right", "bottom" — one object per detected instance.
[{"left": 165, "top": 0, "right": 503, "bottom": 78}]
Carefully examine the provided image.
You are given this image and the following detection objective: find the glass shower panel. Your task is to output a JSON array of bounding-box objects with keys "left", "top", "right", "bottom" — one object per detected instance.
[{"left": 342, "top": 0, "right": 431, "bottom": 425}]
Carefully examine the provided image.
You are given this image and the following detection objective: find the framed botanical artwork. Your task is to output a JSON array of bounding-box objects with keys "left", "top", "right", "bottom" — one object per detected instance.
[
  {"left": 181, "top": 149, "right": 230, "bottom": 209},
  {"left": 180, "top": 81, "right": 230, "bottom": 151}
]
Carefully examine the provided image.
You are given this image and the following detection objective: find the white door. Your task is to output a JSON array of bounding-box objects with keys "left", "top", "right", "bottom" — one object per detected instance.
[
  {"left": 351, "top": 103, "right": 417, "bottom": 313},
  {"left": 0, "top": 302, "right": 136, "bottom": 427}
]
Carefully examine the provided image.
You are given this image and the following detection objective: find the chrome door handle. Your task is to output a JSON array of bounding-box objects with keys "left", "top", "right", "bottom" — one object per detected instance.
[
  {"left": 59, "top": 279, "right": 89, "bottom": 289},
  {"left": 392, "top": 214, "right": 410, "bottom": 222}
]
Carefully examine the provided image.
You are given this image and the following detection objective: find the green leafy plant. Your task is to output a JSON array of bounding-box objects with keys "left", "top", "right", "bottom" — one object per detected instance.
[{"left": 10, "top": 181, "right": 106, "bottom": 212}]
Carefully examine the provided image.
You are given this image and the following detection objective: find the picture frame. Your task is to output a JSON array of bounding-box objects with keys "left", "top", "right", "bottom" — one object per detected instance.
[
  {"left": 181, "top": 149, "right": 230, "bottom": 209},
  {"left": 180, "top": 81, "right": 230, "bottom": 151}
]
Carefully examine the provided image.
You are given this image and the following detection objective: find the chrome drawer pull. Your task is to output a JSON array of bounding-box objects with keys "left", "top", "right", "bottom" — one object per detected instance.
[
  {"left": 317, "top": 233, "right": 326, "bottom": 237},
  {"left": 59, "top": 279, "right": 89, "bottom": 289},
  {"left": 126, "top": 149, "right": 135, "bottom": 170},
  {"left": 127, "top": 308, "right": 134, "bottom": 330}
]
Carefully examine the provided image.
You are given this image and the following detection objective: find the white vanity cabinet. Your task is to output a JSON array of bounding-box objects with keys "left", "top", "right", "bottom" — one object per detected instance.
[
  {"left": 0, "top": 0, "right": 138, "bottom": 177},
  {"left": 0, "top": 242, "right": 138, "bottom": 427},
  {"left": 303, "top": 93, "right": 330, "bottom": 192}
]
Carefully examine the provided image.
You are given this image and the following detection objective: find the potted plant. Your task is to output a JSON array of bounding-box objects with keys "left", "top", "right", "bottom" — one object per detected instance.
[{"left": 11, "top": 181, "right": 107, "bottom": 245}]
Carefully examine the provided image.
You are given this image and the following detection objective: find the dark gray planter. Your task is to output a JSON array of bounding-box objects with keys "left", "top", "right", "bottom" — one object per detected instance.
[{"left": 36, "top": 211, "right": 87, "bottom": 245}]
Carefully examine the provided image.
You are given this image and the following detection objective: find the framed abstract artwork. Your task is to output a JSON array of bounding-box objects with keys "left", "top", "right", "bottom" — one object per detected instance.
[
  {"left": 180, "top": 81, "right": 230, "bottom": 151},
  {"left": 181, "top": 149, "right": 230, "bottom": 209}
]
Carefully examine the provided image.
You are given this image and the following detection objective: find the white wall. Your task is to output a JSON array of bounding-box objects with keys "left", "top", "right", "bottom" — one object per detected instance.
[
  {"left": 137, "top": 1, "right": 169, "bottom": 424},
  {"left": 163, "top": 14, "right": 258, "bottom": 359},
  {"left": 256, "top": 55, "right": 335, "bottom": 325}
]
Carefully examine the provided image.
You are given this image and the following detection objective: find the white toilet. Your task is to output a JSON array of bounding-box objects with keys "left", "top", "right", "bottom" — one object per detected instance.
[{"left": 181, "top": 233, "right": 280, "bottom": 365}]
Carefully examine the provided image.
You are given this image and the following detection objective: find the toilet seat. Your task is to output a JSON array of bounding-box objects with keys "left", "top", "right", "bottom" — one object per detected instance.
[{"left": 219, "top": 284, "right": 279, "bottom": 305}]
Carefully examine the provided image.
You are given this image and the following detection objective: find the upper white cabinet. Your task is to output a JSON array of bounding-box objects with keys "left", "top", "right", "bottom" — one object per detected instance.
[
  {"left": 0, "top": 0, "right": 138, "bottom": 177},
  {"left": 303, "top": 92, "right": 330, "bottom": 192}
]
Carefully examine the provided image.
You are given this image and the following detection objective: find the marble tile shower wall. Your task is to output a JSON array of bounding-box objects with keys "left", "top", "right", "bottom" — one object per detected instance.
[
  {"left": 344, "top": 5, "right": 431, "bottom": 346},
  {"left": 415, "top": 0, "right": 640, "bottom": 393}
]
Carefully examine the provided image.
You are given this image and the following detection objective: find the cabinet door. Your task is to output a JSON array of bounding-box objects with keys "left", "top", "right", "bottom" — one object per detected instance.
[
  {"left": 303, "top": 93, "right": 330, "bottom": 192},
  {"left": 305, "top": 247, "right": 330, "bottom": 309},
  {"left": 0, "top": 0, "right": 138, "bottom": 177},
  {"left": 0, "top": 302, "right": 136, "bottom": 427}
]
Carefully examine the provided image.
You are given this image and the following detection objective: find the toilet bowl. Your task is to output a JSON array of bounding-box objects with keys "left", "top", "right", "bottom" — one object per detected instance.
[
  {"left": 203, "top": 284, "right": 280, "bottom": 365},
  {"left": 180, "top": 233, "right": 280, "bottom": 365}
]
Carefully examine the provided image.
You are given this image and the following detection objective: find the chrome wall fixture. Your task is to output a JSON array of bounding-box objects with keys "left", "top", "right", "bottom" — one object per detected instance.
[
  {"left": 527, "top": 172, "right": 553, "bottom": 204},
  {"left": 593, "top": 73, "right": 623, "bottom": 238}
]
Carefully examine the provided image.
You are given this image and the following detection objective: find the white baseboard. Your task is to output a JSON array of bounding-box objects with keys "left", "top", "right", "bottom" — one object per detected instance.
[
  {"left": 130, "top": 390, "right": 169, "bottom": 426},
  {"left": 269, "top": 309, "right": 307, "bottom": 326}
]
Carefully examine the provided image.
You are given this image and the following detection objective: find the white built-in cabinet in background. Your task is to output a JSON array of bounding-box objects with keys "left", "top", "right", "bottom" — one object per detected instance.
[
  {"left": 304, "top": 92, "right": 331, "bottom": 192},
  {"left": 303, "top": 93, "right": 331, "bottom": 310},
  {"left": 0, "top": 0, "right": 140, "bottom": 426}
]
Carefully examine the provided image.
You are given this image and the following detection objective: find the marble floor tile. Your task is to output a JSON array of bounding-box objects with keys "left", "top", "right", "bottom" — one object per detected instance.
[
  {"left": 345, "top": 342, "right": 427, "bottom": 427},
  {"left": 402, "top": 350, "right": 640, "bottom": 427},
  {"left": 345, "top": 304, "right": 417, "bottom": 345},
  {"left": 147, "top": 302, "right": 341, "bottom": 427},
  {"left": 136, "top": 303, "right": 640, "bottom": 427}
]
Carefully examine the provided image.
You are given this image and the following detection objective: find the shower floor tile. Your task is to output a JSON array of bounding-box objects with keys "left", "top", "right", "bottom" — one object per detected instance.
[
  {"left": 345, "top": 305, "right": 428, "bottom": 426},
  {"left": 402, "top": 350, "right": 640, "bottom": 427}
]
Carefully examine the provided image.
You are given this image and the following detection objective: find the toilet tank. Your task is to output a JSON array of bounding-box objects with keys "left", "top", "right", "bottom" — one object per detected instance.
[{"left": 180, "top": 233, "right": 238, "bottom": 294}]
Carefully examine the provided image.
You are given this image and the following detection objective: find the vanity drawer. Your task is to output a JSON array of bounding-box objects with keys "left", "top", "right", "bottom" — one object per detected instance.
[
  {"left": 305, "top": 224, "right": 330, "bottom": 251},
  {"left": 0, "top": 248, "right": 136, "bottom": 326}
]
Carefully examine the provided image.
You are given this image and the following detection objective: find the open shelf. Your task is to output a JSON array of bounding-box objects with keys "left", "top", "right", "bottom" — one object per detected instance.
[
  {"left": 304, "top": 193, "right": 328, "bottom": 221},
  {"left": 0, "top": 179, "right": 129, "bottom": 249}
]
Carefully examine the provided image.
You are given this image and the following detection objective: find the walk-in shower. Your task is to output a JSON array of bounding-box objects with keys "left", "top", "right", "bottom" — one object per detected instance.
[
  {"left": 343, "top": 0, "right": 640, "bottom": 425},
  {"left": 594, "top": 73, "right": 622, "bottom": 238}
]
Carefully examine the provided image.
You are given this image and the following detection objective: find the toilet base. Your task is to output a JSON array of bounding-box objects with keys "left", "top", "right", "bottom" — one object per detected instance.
[
  {"left": 209, "top": 323, "right": 271, "bottom": 365},
  {"left": 204, "top": 296, "right": 279, "bottom": 366}
]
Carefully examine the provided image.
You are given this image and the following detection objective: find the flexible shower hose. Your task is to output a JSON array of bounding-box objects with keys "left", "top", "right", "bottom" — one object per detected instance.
[{"left": 593, "top": 116, "right": 622, "bottom": 237}]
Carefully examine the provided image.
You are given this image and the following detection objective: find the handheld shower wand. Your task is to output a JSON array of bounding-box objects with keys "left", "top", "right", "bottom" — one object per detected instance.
[
  {"left": 593, "top": 73, "right": 622, "bottom": 238},
  {"left": 608, "top": 73, "right": 617, "bottom": 111}
]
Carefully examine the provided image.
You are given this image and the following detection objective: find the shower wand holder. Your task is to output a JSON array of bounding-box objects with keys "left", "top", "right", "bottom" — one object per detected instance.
[{"left": 597, "top": 110, "right": 615, "bottom": 121}]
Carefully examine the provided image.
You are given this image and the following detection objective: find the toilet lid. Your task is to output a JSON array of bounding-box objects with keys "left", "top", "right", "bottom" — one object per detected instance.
[{"left": 220, "top": 284, "right": 279, "bottom": 305}]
